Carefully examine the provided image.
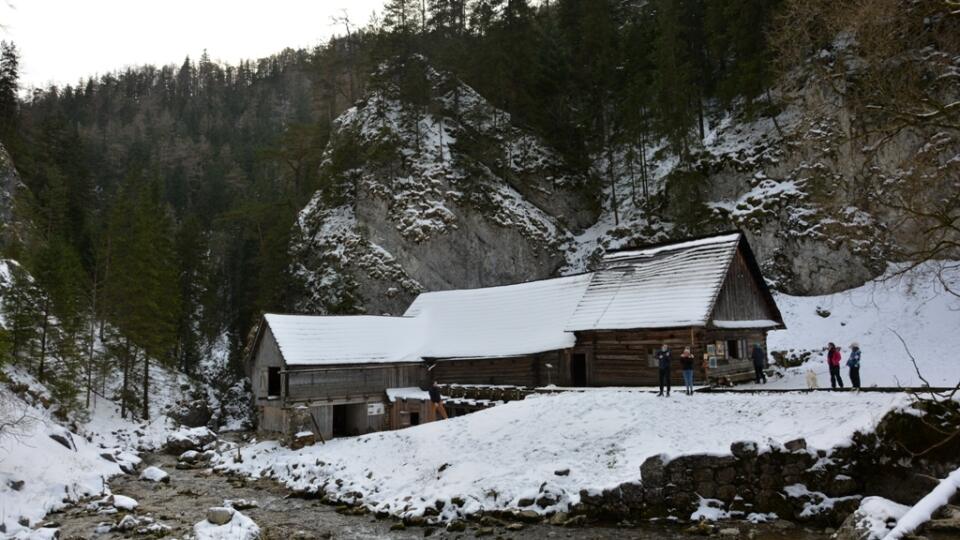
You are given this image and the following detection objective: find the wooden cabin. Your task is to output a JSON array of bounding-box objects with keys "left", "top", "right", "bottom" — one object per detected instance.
[
  {"left": 248, "top": 314, "right": 426, "bottom": 439},
  {"left": 563, "top": 232, "right": 784, "bottom": 386},
  {"left": 247, "top": 231, "right": 784, "bottom": 437}
]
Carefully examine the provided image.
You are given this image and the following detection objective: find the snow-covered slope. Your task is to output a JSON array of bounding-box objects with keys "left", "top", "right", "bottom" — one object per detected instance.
[
  {"left": 757, "top": 262, "right": 960, "bottom": 389},
  {"left": 215, "top": 390, "right": 909, "bottom": 522},
  {"left": 0, "top": 367, "right": 183, "bottom": 537}
]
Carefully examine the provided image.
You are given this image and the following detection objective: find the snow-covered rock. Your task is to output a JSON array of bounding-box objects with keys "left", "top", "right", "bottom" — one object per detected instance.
[
  {"left": 205, "top": 507, "right": 235, "bottom": 525},
  {"left": 291, "top": 57, "right": 597, "bottom": 315},
  {"left": 138, "top": 466, "right": 169, "bottom": 483},
  {"left": 110, "top": 494, "right": 138, "bottom": 511},
  {"left": 835, "top": 496, "right": 910, "bottom": 540},
  {"left": 194, "top": 509, "right": 260, "bottom": 540},
  {"left": 164, "top": 426, "right": 216, "bottom": 454}
]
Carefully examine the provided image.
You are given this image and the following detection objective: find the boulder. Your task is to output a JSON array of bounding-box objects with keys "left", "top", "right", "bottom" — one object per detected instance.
[
  {"left": 115, "top": 515, "right": 141, "bottom": 532},
  {"left": 206, "top": 507, "right": 236, "bottom": 526},
  {"left": 517, "top": 510, "right": 541, "bottom": 523},
  {"left": 225, "top": 499, "right": 259, "bottom": 511},
  {"left": 111, "top": 495, "right": 138, "bottom": 511},
  {"left": 640, "top": 454, "right": 668, "bottom": 487},
  {"left": 170, "top": 398, "right": 213, "bottom": 428},
  {"left": 139, "top": 466, "right": 170, "bottom": 483},
  {"left": 164, "top": 426, "right": 217, "bottom": 454},
  {"left": 783, "top": 438, "right": 807, "bottom": 452},
  {"left": 48, "top": 433, "right": 74, "bottom": 451},
  {"left": 291, "top": 431, "right": 317, "bottom": 450},
  {"left": 731, "top": 441, "right": 758, "bottom": 458}
]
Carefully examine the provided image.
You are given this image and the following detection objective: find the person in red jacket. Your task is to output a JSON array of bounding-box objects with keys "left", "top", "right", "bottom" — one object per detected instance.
[{"left": 827, "top": 343, "right": 844, "bottom": 389}]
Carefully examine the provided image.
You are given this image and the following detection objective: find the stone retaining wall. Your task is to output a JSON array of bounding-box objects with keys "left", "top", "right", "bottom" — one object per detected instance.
[
  {"left": 575, "top": 404, "right": 960, "bottom": 527},
  {"left": 577, "top": 438, "right": 862, "bottom": 526}
]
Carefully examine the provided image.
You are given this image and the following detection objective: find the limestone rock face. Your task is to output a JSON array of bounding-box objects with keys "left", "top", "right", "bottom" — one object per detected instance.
[{"left": 291, "top": 58, "right": 598, "bottom": 315}]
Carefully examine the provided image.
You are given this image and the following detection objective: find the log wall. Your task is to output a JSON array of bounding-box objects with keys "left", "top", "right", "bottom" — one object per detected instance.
[
  {"left": 285, "top": 363, "right": 426, "bottom": 402},
  {"left": 429, "top": 351, "right": 563, "bottom": 387}
]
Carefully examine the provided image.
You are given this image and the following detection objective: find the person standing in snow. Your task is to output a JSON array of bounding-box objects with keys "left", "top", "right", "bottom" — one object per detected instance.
[
  {"left": 827, "top": 342, "right": 844, "bottom": 389},
  {"left": 752, "top": 343, "right": 767, "bottom": 384},
  {"left": 429, "top": 381, "right": 448, "bottom": 420},
  {"left": 656, "top": 344, "right": 672, "bottom": 397},
  {"left": 680, "top": 346, "right": 695, "bottom": 395},
  {"left": 847, "top": 342, "right": 861, "bottom": 389}
]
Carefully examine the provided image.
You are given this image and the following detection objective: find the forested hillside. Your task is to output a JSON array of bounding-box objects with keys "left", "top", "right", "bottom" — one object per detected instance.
[{"left": 0, "top": 0, "right": 957, "bottom": 415}]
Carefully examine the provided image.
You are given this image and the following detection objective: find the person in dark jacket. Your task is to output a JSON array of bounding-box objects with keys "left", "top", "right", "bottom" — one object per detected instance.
[
  {"left": 429, "top": 381, "right": 448, "bottom": 420},
  {"left": 752, "top": 343, "right": 767, "bottom": 384},
  {"left": 847, "top": 342, "right": 861, "bottom": 389},
  {"left": 680, "top": 346, "right": 695, "bottom": 395},
  {"left": 827, "top": 343, "right": 844, "bottom": 389},
  {"left": 656, "top": 344, "right": 672, "bottom": 397}
]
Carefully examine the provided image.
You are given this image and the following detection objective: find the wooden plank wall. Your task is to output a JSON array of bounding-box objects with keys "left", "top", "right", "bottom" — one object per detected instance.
[
  {"left": 430, "top": 351, "right": 563, "bottom": 387},
  {"left": 286, "top": 364, "right": 426, "bottom": 402},
  {"left": 712, "top": 250, "right": 777, "bottom": 322},
  {"left": 580, "top": 329, "right": 707, "bottom": 386}
]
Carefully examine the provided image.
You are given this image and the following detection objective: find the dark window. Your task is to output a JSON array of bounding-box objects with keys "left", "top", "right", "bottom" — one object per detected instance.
[
  {"left": 726, "top": 339, "right": 748, "bottom": 360},
  {"left": 727, "top": 340, "right": 740, "bottom": 360},
  {"left": 267, "top": 367, "right": 281, "bottom": 397},
  {"left": 410, "top": 412, "right": 420, "bottom": 426}
]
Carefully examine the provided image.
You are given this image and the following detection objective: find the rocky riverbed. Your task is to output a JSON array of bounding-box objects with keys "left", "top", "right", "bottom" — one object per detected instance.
[{"left": 38, "top": 450, "right": 841, "bottom": 540}]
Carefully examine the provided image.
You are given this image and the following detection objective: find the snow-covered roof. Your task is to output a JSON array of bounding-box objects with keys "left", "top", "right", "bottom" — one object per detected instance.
[
  {"left": 262, "top": 233, "right": 780, "bottom": 366},
  {"left": 565, "top": 233, "right": 742, "bottom": 331},
  {"left": 711, "top": 319, "right": 780, "bottom": 329},
  {"left": 386, "top": 387, "right": 431, "bottom": 402},
  {"left": 403, "top": 273, "right": 594, "bottom": 359},
  {"left": 263, "top": 314, "right": 423, "bottom": 366}
]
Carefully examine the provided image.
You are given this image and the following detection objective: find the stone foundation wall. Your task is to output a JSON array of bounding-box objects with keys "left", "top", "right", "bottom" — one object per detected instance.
[{"left": 578, "top": 438, "right": 862, "bottom": 526}]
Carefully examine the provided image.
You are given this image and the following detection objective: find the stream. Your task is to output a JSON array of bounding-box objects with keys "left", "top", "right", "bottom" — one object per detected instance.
[{"left": 46, "top": 450, "right": 834, "bottom": 540}]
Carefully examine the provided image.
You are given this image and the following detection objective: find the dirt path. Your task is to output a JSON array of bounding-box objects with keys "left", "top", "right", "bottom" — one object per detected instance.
[{"left": 46, "top": 451, "right": 831, "bottom": 540}]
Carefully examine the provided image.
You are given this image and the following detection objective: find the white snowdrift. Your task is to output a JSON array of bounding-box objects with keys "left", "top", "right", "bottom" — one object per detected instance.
[
  {"left": 214, "top": 390, "right": 909, "bottom": 521},
  {"left": 759, "top": 262, "right": 960, "bottom": 389}
]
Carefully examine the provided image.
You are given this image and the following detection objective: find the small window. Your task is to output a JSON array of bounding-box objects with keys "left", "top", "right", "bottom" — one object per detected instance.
[
  {"left": 648, "top": 348, "right": 659, "bottom": 367},
  {"left": 267, "top": 367, "right": 281, "bottom": 397}
]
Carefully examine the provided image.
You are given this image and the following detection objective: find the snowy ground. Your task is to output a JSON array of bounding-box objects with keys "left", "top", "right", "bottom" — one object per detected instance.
[
  {"left": 0, "top": 367, "right": 183, "bottom": 537},
  {"left": 214, "top": 390, "right": 911, "bottom": 523},
  {"left": 753, "top": 262, "right": 960, "bottom": 389}
]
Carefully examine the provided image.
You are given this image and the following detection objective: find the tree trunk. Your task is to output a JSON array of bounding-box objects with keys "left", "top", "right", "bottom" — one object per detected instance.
[
  {"left": 86, "top": 270, "right": 98, "bottom": 408},
  {"left": 142, "top": 350, "right": 150, "bottom": 421},
  {"left": 38, "top": 302, "right": 50, "bottom": 383},
  {"left": 697, "top": 91, "right": 706, "bottom": 140},
  {"left": 121, "top": 338, "right": 130, "bottom": 419},
  {"left": 639, "top": 128, "right": 649, "bottom": 200}
]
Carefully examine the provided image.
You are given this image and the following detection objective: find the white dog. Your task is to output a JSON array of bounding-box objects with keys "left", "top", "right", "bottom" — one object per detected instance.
[{"left": 805, "top": 369, "right": 819, "bottom": 390}]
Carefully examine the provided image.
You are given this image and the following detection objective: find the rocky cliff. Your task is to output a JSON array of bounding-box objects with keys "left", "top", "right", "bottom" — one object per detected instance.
[
  {"left": 292, "top": 48, "right": 958, "bottom": 313},
  {"left": 291, "top": 58, "right": 598, "bottom": 314}
]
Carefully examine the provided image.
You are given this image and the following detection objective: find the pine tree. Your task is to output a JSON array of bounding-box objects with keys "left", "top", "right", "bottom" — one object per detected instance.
[
  {"left": 1, "top": 262, "right": 42, "bottom": 366},
  {"left": 0, "top": 41, "right": 19, "bottom": 142},
  {"left": 101, "top": 178, "right": 180, "bottom": 419}
]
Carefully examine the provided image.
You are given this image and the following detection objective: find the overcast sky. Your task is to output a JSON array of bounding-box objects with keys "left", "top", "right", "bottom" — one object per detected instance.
[{"left": 1, "top": 0, "right": 386, "bottom": 89}]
